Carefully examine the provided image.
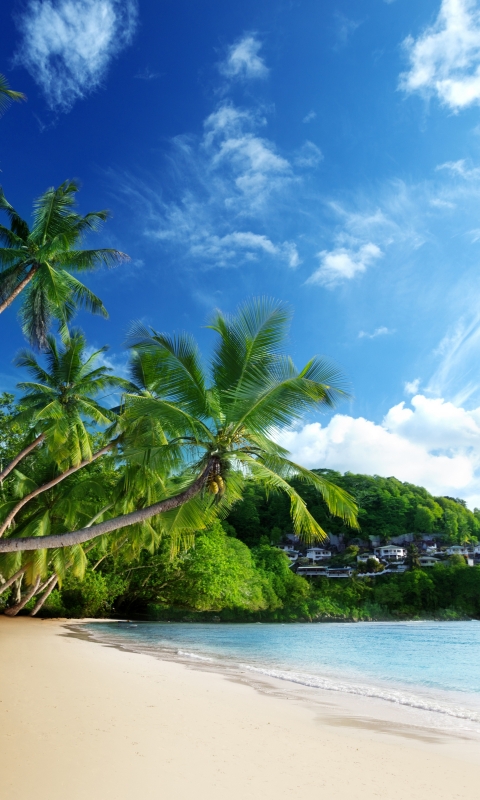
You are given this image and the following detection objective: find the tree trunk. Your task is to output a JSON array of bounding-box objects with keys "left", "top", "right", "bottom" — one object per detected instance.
[
  {"left": 0, "top": 433, "right": 45, "bottom": 484},
  {"left": 0, "top": 440, "right": 116, "bottom": 538},
  {"left": 14, "top": 574, "right": 23, "bottom": 603},
  {"left": 0, "top": 566, "right": 26, "bottom": 595},
  {"left": 30, "top": 575, "right": 58, "bottom": 616},
  {"left": 4, "top": 574, "right": 41, "bottom": 616},
  {"left": 0, "top": 264, "right": 39, "bottom": 314},
  {"left": 0, "top": 459, "right": 215, "bottom": 553}
]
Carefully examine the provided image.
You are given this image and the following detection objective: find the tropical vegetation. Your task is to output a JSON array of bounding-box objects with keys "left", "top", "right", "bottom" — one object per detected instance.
[
  {"left": 0, "top": 181, "right": 129, "bottom": 347},
  {"left": 0, "top": 72, "right": 477, "bottom": 624},
  {"left": 0, "top": 73, "right": 25, "bottom": 116},
  {"left": 0, "top": 292, "right": 359, "bottom": 614}
]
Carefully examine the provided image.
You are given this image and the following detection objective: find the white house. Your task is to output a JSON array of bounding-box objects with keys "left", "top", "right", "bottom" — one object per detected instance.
[
  {"left": 374, "top": 545, "right": 407, "bottom": 560},
  {"left": 418, "top": 556, "right": 439, "bottom": 567},
  {"left": 278, "top": 546, "right": 300, "bottom": 563},
  {"left": 306, "top": 547, "right": 332, "bottom": 562},
  {"left": 326, "top": 567, "right": 353, "bottom": 578},
  {"left": 296, "top": 565, "right": 329, "bottom": 577},
  {"left": 357, "top": 553, "right": 380, "bottom": 564},
  {"left": 384, "top": 563, "right": 409, "bottom": 574},
  {"left": 445, "top": 546, "right": 468, "bottom": 556}
]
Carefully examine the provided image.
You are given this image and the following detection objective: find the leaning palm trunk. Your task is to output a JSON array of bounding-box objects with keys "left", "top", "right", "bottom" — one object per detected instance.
[
  {"left": 0, "top": 566, "right": 26, "bottom": 595},
  {"left": 29, "top": 575, "right": 58, "bottom": 617},
  {"left": 0, "top": 440, "right": 116, "bottom": 537},
  {"left": 28, "top": 531, "right": 106, "bottom": 616},
  {"left": 4, "top": 574, "right": 41, "bottom": 616},
  {"left": 0, "top": 264, "right": 39, "bottom": 314},
  {"left": 0, "top": 433, "right": 45, "bottom": 484},
  {"left": 0, "top": 459, "right": 215, "bottom": 552}
]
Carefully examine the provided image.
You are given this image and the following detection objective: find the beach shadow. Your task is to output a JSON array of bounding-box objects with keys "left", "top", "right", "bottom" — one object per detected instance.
[{"left": 319, "top": 713, "right": 459, "bottom": 743}]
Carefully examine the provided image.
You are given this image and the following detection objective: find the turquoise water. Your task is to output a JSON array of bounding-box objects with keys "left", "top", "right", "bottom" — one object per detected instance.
[{"left": 84, "top": 621, "right": 480, "bottom": 730}]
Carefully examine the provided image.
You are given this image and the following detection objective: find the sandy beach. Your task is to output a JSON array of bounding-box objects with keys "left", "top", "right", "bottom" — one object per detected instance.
[{"left": 1, "top": 618, "right": 479, "bottom": 800}]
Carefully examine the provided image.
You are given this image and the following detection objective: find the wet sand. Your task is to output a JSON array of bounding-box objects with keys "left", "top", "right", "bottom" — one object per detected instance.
[{"left": 1, "top": 617, "right": 479, "bottom": 800}]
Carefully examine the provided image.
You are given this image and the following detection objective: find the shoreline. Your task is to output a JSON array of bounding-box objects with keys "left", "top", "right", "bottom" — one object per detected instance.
[
  {"left": 76, "top": 619, "right": 480, "bottom": 740},
  {"left": 1, "top": 617, "right": 480, "bottom": 800}
]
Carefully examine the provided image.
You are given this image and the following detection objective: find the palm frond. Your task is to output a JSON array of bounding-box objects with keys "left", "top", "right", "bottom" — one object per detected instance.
[
  {"left": 0, "top": 186, "right": 30, "bottom": 240},
  {"left": 0, "top": 74, "right": 26, "bottom": 114},
  {"left": 31, "top": 181, "right": 80, "bottom": 244},
  {"left": 260, "top": 455, "right": 359, "bottom": 528},
  {"left": 235, "top": 453, "right": 328, "bottom": 544},
  {"left": 59, "top": 271, "right": 108, "bottom": 318},
  {"left": 59, "top": 248, "right": 130, "bottom": 272},
  {"left": 0, "top": 263, "right": 28, "bottom": 303},
  {"left": 209, "top": 297, "right": 291, "bottom": 395},
  {"left": 126, "top": 325, "right": 210, "bottom": 418}
]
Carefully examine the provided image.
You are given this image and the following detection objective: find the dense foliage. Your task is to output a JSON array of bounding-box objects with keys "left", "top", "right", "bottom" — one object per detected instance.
[
  {"left": 0, "top": 122, "right": 476, "bottom": 623},
  {"left": 226, "top": 470, "right": 480, "bottom": 546},
  {"left": 2, "top": 536, "right": 477, "bottom": 622},
  {"left": 1, "top": 376, "right": 479, "bottom": 622}
]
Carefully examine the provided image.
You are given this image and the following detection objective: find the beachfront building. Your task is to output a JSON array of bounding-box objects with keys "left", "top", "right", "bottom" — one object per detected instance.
[
  {"left": 326, "top": 567, "right": 354, "bottom": 578},
  {"left": 418, "top": 556, "right": 439, "bottom": 567},
  {"left": 295, "top": 565, "right": 353, "bottom": 578},
  {"left": 278, "top": 546, "right": 300, "bottom": 563},
  {"left": 296, "top": 565, "right": 329, "bottom": 577},
  {"left": 384, "top": 563, "right": 409, "bottom": 574},
  {"left": 374, "top": 545, "right": 407, "bottom": 560},
  {"left": 357, "top": 553, "right": 380, "bottom": 564},
  {"left": 306, "top": 547, "right": 332, "bottom": 562}
]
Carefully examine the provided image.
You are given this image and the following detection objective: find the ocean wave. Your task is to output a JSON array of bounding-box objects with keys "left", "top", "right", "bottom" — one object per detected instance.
[
  {"left": 177, "top": 650, "right": 214, "bottom": 661},
  {"left": 240, "top": 664, "right": 480, "bottom": 723}
]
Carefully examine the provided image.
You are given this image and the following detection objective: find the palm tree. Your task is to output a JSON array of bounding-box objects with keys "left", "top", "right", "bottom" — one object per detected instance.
[
  {"left": 0, "top": 74, "right": 26, "bottom": 116},
  {"left": 0, "top": 330, "right": 129, "bottom": 537},
  {"left": 0, "top": 455, "right": 114, "bottom": 615},
  {"left": 0, "top": 180, "right": 129, "bottom": 348},
  {"left": 0, "top": 299, "right": 358, "bottom": 553}
]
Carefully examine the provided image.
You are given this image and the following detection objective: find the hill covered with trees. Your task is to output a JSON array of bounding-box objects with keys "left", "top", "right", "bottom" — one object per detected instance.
[
  {"left": 2, "top": 455, "right": 478, "bottom": 622},
  {"left": 226, "top": 470, "right": 480, "bottom": 547}
]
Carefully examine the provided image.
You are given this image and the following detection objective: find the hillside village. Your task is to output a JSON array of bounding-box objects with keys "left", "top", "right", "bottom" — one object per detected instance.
[{"left": 278, "top": 534, "right": 480, "bottom": 579}]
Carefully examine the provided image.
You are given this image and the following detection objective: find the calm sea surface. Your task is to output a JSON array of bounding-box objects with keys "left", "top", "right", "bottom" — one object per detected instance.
[{"left": 83, "top": 620, "right": 480, "bottom": 732}]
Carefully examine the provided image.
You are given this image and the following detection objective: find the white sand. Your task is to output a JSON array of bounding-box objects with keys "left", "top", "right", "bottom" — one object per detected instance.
[{"left": 1, "top": 617, "right": 479, "bottom": 800}]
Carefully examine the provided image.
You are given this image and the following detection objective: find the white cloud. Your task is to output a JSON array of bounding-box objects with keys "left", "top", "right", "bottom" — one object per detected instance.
[
  {"left": 203, "top": 104, "right": 291, "bottom": 203},
  {"left": 436, "top": 158, "right": 480, "bottom": 179},
  {"left": 334, "top": 13, "right": 361, "bottom": 48},
  {"left": 302, "top": 110, "right": 316, "bottom": 123},
  {"left": 135, "top": 67, "right": 161, "bottom": 81},
  {"left": 405, "top": 378, "right": 421, "bottom": 395},
  {"left": 219, "top": 34, "right": 268, "bottom": 81},
  {"left": 15, "top": 0, "right": 137, "bottom": 111},
  {"left": 400, "top": 0, "right": 480, "bottom": 111},
  {"left": 427, "top": 312, "right": 480, "bottom": 404},
  {"left": 277, "top": 394, "right": 480, "bottom": 508},
  {"left": 307, "top": 243, "right": 383, "bottom": 288},
  {"left": 294, "top": 141, "right": 323, "bottom": 168},
  {"left": 187, "top": 232, "right": 300, "bottom": 268},
  {"left": 115, "top": 100, "right": 302, "bottom": 269},
  {"left": 358, "top": 326, "right": 394, "bottom": 339}
]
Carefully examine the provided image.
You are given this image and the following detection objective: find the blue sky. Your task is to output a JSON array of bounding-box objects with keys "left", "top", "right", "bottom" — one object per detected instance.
[{"left": 3, "top": 0, "right": 480, "bottom": 504}]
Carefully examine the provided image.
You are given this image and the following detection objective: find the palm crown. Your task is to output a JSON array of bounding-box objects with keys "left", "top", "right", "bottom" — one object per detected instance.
[
  {"left": 15, "top": 330, "right": 128, "bottom": 469},
  {"left": 0, "top": 299, "right": 358, "bottom": 555},
  {"left": 124, "top": 298, "right": 358, "bottom": 543},
  {"left": 0, "top": 180, "right": 129, "bottom": 348}
]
